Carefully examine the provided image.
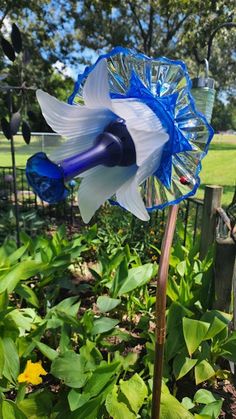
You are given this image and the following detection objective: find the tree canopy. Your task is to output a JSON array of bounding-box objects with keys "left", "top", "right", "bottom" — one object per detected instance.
[{"left": 0, "top": 0, "right": 235, "bottom": 131}]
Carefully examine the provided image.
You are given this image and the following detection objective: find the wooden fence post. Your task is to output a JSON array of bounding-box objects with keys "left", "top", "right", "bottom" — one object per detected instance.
[
  {"left": 213, "top": 237, "right": 236, "bottom": 312},
  {"left": 199, "top": 185, "right": 223, "bottom": 260}
]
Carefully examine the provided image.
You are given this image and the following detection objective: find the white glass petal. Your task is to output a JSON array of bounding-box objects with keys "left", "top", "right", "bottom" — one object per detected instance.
[
  {"left": 49, "top": 133, "right": 99, "bottom": 162},
  {"left": 116, "top": 143, "right": 164, "bottom": 220},
  {"left": 36, "top": 89, "right": 114, "bottom": 143},
  {"left": 83, "top": 59, "right": 112, "bottom": 109},
  {"left": 112, "top": 99, "right": 169, "bottom": 165},
  {"left": 78, "top": 165, "right": 137, "bottom": 223},
  {"left": 116, "top": 177, "right": 150, "bottom": 221}
]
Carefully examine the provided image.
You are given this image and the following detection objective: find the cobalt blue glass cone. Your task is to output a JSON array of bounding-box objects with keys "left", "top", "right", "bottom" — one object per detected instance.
[
  {"left": 26, "top": 119, "right": 136, "bottom": 203},
  {"left": 26, "top": 152, "right": 69, "bottom": 203}
]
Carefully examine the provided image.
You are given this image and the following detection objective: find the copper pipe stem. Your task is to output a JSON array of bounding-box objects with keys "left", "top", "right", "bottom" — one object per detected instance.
[{"left": 151, "top": 204, "right": 179, "bottom": 419}]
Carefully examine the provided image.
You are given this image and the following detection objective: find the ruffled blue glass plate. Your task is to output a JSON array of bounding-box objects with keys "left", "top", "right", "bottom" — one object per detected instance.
[{"left": 69, "top": 47, "right": 214, "bottom": 212}]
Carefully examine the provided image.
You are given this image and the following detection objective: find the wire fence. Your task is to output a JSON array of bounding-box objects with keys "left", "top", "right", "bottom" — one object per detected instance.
[
  {"left": 0, "top": 164, "right": 204, "bottom": 242},
  {"left": 0, "top": 132, "right": 204, "bottom": 242}
]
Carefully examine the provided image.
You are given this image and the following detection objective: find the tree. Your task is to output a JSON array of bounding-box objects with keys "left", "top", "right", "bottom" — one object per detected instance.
[
  {"left": 0, "top": 0, "right": 235, "bottom": 130},
  {"left": 73, "top": 0, "right": 235, "bottom": 94}
]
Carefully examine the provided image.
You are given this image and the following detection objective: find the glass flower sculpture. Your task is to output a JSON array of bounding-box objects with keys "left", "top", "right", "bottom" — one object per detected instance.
[{"left": 26, "top": 47, "right": 214, "bottom": 223}]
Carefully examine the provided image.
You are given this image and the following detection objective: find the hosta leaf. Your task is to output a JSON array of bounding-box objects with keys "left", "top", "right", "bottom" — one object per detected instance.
[
  {"left": 2, "top": 400, "right": 27, "bottom": 418},
  {"left": 200, "top": 400, "right": 223, "bottom": 418},
  {"left": 120, "top": 373, "right": 148, "bottom": 414},
  {"left": 83, "top": 361, "right": 119, "bottom": 398},
  {"left": 68, "top": 390, "right": 90, "bottom": 411},
  {"left": 117, "top": 263, "right": 156, "bottom": 296},
  {"left": 194, "top": 360, "right": 215, "bottom": 385},
  {"left": 97, "top": 296, "right": 121, "bottom": 312},
  {"left": 161, "top": 392, "right": 194, "bottom": 418},
  {"left": 183, "top": 318, "right": 209, "bottom": 356},
  {"left": 106, "top": 385, "right": 136, "bottom": 419},
  {"left": 221, "top": 331, "right": 236, "bottom": 363},
  {"left": 91, "top": 317, "right": 119, "bottom": 335},
  {"left": 18, "top": 389, "right": 53, "bottom": 417},
  {"left": 51, "top": 351, "right": 88, "bottom": 388},
  {"left": 34, "top": 340, "right": 58, "bottom": 361},
  {"left": 194, "top": 389, "right": 218, "bottom": 404},
  {"left": 173, "top": 354, "right": 198, "bottom": 380},
  {"left": 0, "top": 260, "right": 44, "bottom": 293},
  {"left": 2, "top": 337, "right": 20, "bottom": 383}
]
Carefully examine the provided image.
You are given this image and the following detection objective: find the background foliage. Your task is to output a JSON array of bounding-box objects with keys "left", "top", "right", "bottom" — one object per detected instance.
[{"left": 0, "top": 0, "right": 235, "bottom": 131}]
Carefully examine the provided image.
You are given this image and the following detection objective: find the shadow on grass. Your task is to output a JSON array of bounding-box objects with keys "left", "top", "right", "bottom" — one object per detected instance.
[{"left": 210, "top": 143, "right": 236, "bottom": 151}]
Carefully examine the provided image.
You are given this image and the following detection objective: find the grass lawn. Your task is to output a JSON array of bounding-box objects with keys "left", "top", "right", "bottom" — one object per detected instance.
[
  {"left": 0, "top": 133, "right": 235, "bottom": 206},
  {"left": 197, "top": 134, "right": 236, "bottom": 205}
]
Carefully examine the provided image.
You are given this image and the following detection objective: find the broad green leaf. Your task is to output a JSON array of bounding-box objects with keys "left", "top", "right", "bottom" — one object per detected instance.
[
  {"left": 183, "top": 318, "right": 209, "bottom": 355},
  {"left": 173, "top": 354, "right": 198, "bottom": 380},
  {"left": 194, "top": 360, "right": 215, "bottom": 385},
  {"left": 167, "top": 275, "right": 180, "bottom": 301},
  {"left": 111, "top": 258, "right": 128, "bottom": 298},
  {"left": 15, "top": 284, "right": 39, "bottom": 308},
  {"left": 4, "top": 308, "right": 39, "bottom": 333},
  {"left": 91, "top": 317, "right": 119, "bottom": 335},
  {"left": 0, "top": 261, "right": 44, "bottom": 293},
  {"left": 50, "top": 296, "right": 80, "bottom": 317},
  {"left": 221, "top": 332, "right": 236, "bottom": 362},
  {"left": 115, "top": 352, "right": 138, "bottom": 370},
  {"left": 70, "top": 394, "right": 103, "bottom": 419},
  {"left": 203, "top": 317, "right": 227, "bottom": 340},
  {"left": 68, "top": 390, "right": 90, "bottom": 411},
  {"left": 83, "top": 361, "right": 119, "bottom": 398},
  {"left": 194, "top": 415, "right": 211, "bottom": 419},
  {"left": 97, "top": 296, "right": 121, "bottom": 313},
  {"left": 106, "top": 385, "right": 136, "bottom": 419},
  {"left": 201, "top": 310, "right": 231, "bottom": 328},
  {"left": 34, "top": 341, "right": 58, "bottom": 361},
  {"left": 167, "top": 302, "right": 193, "bottom": 332},
  {"left": 165, "top": 328, "right": 185, "bottom": 362},
  {"left": 2, "top": 400, "right": 27, "bottom": 419},
  {"left": 80, "top": 340, "right": 103, "bottom": 370},
  {"left": 120, "top": 373, "right": 148, "bottom": 414},
  {"left": 0, "top": 291, "right": 9, "bottom": 311},
  {"left": 18, "top": 389, "right": 54, "bottom": 417},
  {"left": 200, "top": 400, "right": 223, "bottom": 418},
  {"left": 176, "top": 261, "right": 187, "bottom": 277},
  {"left": 2, "top": 337, "right": 19, "bottom": 383},
  {"left": 117, "top": 263, "right": 156, "bottom": 296},
  {"left": 161, "top": 393, "right": 194, "bottom": 418},
  {"left": 0, "top": 338, "right": 5, "bottom": 378},
  {"left": 194, "top": 389, "right": 218, "bottom": 404},
  {"left": 8, "top": 244, "right": 28, "bottom": 264},
  {"left": 59, "top": 324, "right": 71, "bottom": 354},
  {"left": 51, "top": 351, "right": 88, "bottom": 388},
  {"left": 181, "top": 397, "right": 195, "bottom": 410}
]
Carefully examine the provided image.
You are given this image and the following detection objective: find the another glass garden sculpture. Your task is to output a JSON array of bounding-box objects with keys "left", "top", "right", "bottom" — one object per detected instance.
[{"left": 26, "top": 47, "right": 214, "bottom": 222}]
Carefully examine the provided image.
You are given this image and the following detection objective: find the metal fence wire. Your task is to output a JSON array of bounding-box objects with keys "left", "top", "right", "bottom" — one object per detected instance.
[
  {"left": 0, "top": 131, "right": 204, "bottom": 242},
  {"left": 0, "top": 165, "right": 203, "bottom": 242}
]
